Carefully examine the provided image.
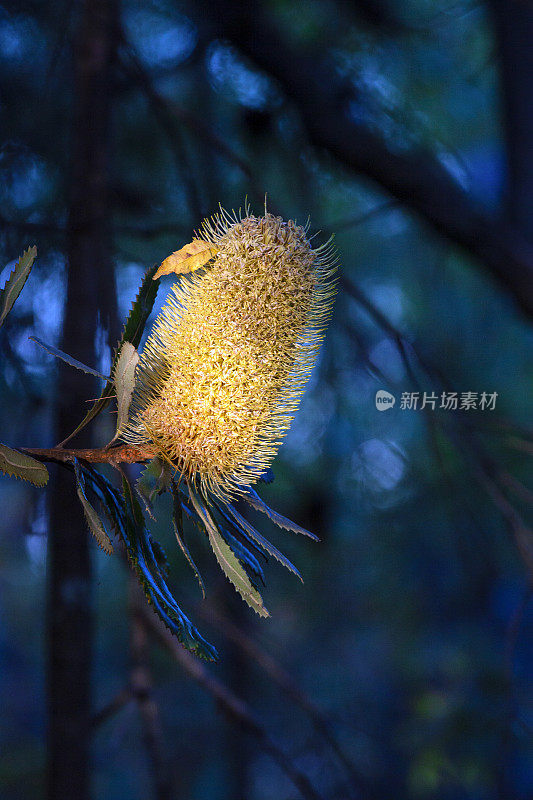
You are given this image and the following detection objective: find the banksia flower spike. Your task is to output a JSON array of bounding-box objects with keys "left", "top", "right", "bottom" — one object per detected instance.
[
  {"left": 125, "top": 207, "right": 337, "bottom": 498},
  {"left": 123, "top": 205, "right": 337, "bottom": 618}
]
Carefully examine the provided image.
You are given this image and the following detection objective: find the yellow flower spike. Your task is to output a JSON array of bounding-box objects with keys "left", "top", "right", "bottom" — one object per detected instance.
[{"left": 123, "top": 206, "right": 338, "bottom": 503}]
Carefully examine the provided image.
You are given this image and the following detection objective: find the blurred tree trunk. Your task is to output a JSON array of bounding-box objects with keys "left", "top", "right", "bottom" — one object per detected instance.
[
  {"left": 46, "top": 1, "right": 118, "bottom": 798},
  {"left": 492, "top": 0, "right": 533, "bottom": 239},
  {"left": 491, "top": 4, "right": 533, "bottom": 795}
]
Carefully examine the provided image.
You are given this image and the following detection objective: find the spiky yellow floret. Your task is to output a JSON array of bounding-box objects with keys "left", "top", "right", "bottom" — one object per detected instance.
[{"left": 123, "top": 207, "right": 337, "bottom": 502}]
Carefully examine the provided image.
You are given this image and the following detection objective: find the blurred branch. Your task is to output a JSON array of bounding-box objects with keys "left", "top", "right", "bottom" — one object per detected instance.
[
  {"left": 466, "top": 453, "right": 533, "bottom": 577},
  {"left": 130, "top": 579, "right": 173, "bottom": 800},
  {"left": 119, "top": 38, "right": 258, "bottom": 191},
  {"left": 136, "top": 601, "right": 327, "bottom": 800},
  {"left": 91, "top": 583, "right": 175, "bottom": 800},
  {"left": 200, "top": 0, "right": 533, "bottom": 320},
  {"left": 0, "top": 214, "right": 65, "bottom": 237},
  {"left": 342, "top": 271, "right": 533, "bottom": 578},
  {"left": 199, "top": 603, "right": 376, "bottom": 800},
  {"left": 119, "top": 40, "right": 204, "bottom": 221},
  {"left": 114, "top": 221, "right": 189, "bottom": 239},
  {"left": 119, "top": 36, "right": 284, "bottom": 216},
  {"left": 499, "top": 472, "right": 533, "bottom": 507},
  {"left": 0, "top": 214, "right": 191, "bottom": 242},
  {"left": 92, "top": 686, "right": 133, "bottom": 728},
  {"left": 327, "top": 201, "right": 399, "bottom": 233},
  {"left": 497, "top": 585, "right": 532, "bottom": 798}
]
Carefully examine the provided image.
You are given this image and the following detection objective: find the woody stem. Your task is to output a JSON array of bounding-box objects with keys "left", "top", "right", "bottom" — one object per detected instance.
[{"left": 22, "top": 443, "right": 157, "bottom": 466}]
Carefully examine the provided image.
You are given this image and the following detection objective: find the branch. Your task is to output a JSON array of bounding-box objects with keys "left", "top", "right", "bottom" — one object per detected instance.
[
  {"left": 92, "top": 687, "right": 133, "bottom": 728},
  {"left": 130, "top": 580, "right": 173, "bottom": 800},
  {"left": 120, "top": 40, "right": 252, "bottom": 183},
  {"left": 198, "top": 603, "right": 376, "bottom": 799},
  {"left": 342, "top": 272, "right": 533, "bottom": 579},
  {"left": 137, "top": 602, "right": 326, "bottom": 800},
  {"left": 119, "top": 36, "right": 282, "bottom": 216},
  {"left": 201, "top": 0, "right": 533, "bottom": 320},
  {"left": 22, "top": 443, "right": 156, "bottom": 465}
]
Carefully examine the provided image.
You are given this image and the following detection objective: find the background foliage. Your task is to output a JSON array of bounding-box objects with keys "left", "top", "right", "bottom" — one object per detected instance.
[{"left": 1, "top": 0, "right": 532, "bottom": 798}]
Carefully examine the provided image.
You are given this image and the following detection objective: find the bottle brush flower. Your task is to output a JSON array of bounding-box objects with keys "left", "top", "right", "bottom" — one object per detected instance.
[
  {"left": 123, "top": 206, "right": 337, "bottom": 502},
  {"left": 1, "top": 212, "right": 338, "bottom": 657},
  {"left": 121, "top": 205, "right": 338, "bottom": 624}
]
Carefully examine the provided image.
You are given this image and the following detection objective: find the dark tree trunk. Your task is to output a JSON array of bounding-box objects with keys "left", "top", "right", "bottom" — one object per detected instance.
[
  {"left": 490, "top": 5, "right": 533, "bottom": 796},
  {"left": 46, "top": 1, "right": 118, "bottom": 798},
  {"left": 492, "top": 0, "right": 533, "bottom": 239}
]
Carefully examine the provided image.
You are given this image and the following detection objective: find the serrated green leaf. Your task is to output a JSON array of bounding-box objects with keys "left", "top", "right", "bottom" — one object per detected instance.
[
  {"left": 76, "top": 463, "right": 216, "bottom": 660},
  {"left": 217, "top": 524, "right": 265, "bottom": 591},
  {"left": 0, "top": 443, "right": 48, "bottom": 486},
  {"left": 0, "top": 246, "right": 37, "bottom": 328},
  {"left": 110, "top": 341, "right": 139, "bottom": 443},
  {"left": 79, "top": 466, "right": 128, "bottom": 542},
  {"left": 226, "top": 503, "right": 302, "bottom": 582},
  {"left": 121, "top": 263, "right": 161, "bottom": 348},
  {"left": 243, "top": 487, "right": 319, "bottom": 541},
  {"left": 136, "top": 456, "right": 173, "bottom": 513},
  {"left": 73, "top": 460, "right": 114, "bottom": 554},
  {"left": 172, "top": 484, "right": 205, "bottom": 598},
  {"left": 135, "top": 483, "right": 157, "bottom": 520},
  {"left": 121, "top": 472, "right": 145, "bottom": 527},
  {"left": 188, "top": 485, "right": 269, "bottom": 618},
  {"left": 149, "top": 536, "right": 170, "bottom": 576},
  {"left": 58, "top": 264, "right": 161, "bottom": 447},
  {"left": 120, "top": 473, "right": 218, "bottom": 660},
  {"left": 30, "top": 336, "right": 108, "bottom": 379},
  {"left": 77, "top": 490, "right": 114, "bottom": 553},
  {"left": 182, "top": 495, "right": 265, "bottom": 589}
]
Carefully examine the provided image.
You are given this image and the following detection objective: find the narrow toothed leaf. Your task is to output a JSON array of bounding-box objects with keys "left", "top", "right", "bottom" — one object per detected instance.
[
  {"left": 120, "top": 473, "right": 218, "bottom": 660},
  {"left": 135, "top": 484, "right": 157, "bottom": 520},
  {"left": 121, "top": 472, "right": 145, "bottom": 527},
  {"left": 30, "top": 336, "right": 108, "bottom": 379},
  {"left": 172, "top": 484, "right": 206, "bottom": 598},
  {"left": 76, "top": 463, "right": 216, "bottom": 660},
  {"left": 111, "top": 341, "right": 140, "bottom": 443},
  {"left": 183, "top": 496, "right": 266, "bottom": 587},
  {"left": 188, "top": 485, "right": 269, "bottom": 617},
  {"left": 79, "top": 465, "right": 128, "bottom": 541},
  {"left": 121, "top": 263, "right": 161, "bottom": 348},
  {"left": 73, "top": 460, "right": 114, "bottom": 554},
  {"left": 58, "top": 264, "right": 160, "bottom": 446},
  {"left": 215, "top": 502, "right": 268, "bottom": 562},
  {"left": 226, "top": 503, "right": 303, "bottom": 582},
  {"left": 243, "top": 487, "right": 319, "bottom": 541},
  {"left": 217, "top": 525, "right": 265, "bottom": 590},
  {"left": 136, "top": 456, "right": 174, "bottom": 509},
  {"left": 0, "top": 443, "right": 48, "bottom": 487},
  {"left": 0, "top": 245, "right": 37, "bottom": 328},
  {"left": 149, "top": 537, "right": 170, "bottom": 576}
]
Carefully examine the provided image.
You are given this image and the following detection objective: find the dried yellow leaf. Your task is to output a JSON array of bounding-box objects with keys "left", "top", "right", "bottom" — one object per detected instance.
[{"left": 153, "top": 240, "right": 219, "bottom": 280}]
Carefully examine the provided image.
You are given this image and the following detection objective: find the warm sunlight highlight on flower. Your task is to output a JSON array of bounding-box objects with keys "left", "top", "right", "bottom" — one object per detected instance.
[{"left": 123, "top": 207, "right": 337, "bottom": 502}]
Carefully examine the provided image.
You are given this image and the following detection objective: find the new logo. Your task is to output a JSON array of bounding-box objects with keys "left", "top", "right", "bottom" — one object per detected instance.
[{"left": 375, "top": 390, "right": 396, "bottom": 411}]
